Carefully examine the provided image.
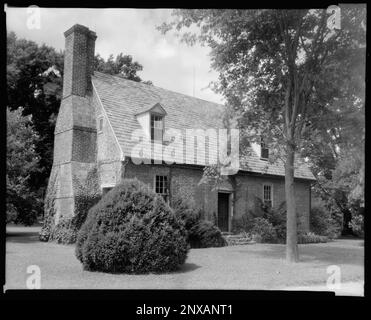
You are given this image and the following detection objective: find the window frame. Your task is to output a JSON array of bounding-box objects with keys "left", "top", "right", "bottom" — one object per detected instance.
[
  {"left": 150, "top": 113, "right": 164, "bottom": 142},
  {"left": 154, "top": 175, "right": 169, "bottom": 203},
  {"left": 262, "top": 183, "right": 273, "bottom": 208}
]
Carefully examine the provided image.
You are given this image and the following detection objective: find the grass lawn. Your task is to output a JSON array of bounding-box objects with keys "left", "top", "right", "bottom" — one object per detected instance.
[{"left": 5, "top": 225, "right": 364, "bottom": 293}]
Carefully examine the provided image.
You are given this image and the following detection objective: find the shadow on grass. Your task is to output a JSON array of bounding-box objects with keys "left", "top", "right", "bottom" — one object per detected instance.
[
  {"left": 6, "top": 224, "right": 42, "bottom": 244},
  {"left": 236, "top": 242, "right": 363, "bottom": 266},
  {"left": 6, "top": 233, "right": 40, "bottom": 243},
  {"left": 175, "top": 262, "right": 201, "bottom": 274}
]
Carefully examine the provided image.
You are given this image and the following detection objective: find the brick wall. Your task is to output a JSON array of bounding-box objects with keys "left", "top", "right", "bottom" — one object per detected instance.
[
  {"left": 234, "top": 174, "right": 311, "bottom": 231},
  {"left": 46, "top": 24, "right": 98, "bottom": 224},
  {"left": 63, "top": 24, "right": 96, "bottom": 98},
  {"left": 72, "top": 128, "right": 97, "bottom": 163},
  {"left": 121, "top": 161, "right": 311, "bottom": 232}
]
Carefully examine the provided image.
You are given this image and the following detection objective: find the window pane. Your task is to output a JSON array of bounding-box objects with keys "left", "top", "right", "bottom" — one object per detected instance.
[
  {"left": 263, "top": 185, "right": 271, "bottom": 201},
  {"left": 151, "top": 115, "right": 164, "bottom": 141},
  {"left": 261, "top": 147, "right": 269, "bottom": 159},
  {"left": 155, "top": 175, "right": 168, "bottom": 196}
]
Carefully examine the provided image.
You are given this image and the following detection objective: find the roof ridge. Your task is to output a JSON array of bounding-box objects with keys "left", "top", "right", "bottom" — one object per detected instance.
[{"left": 92, "top": 71, "right": 225, "bottom": 108}]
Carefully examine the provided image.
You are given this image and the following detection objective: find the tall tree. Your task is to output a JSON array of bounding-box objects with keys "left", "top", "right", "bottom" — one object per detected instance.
[
  {"left": 7, "top": 108, "right": 41, "bottom": 225},
  {"left": 159, "top": 6, "right": 366, "bottom": 261},
  {"left": 304, "top": 103, "right": 365, "bottom": 235},
  {"left": 7, "top": 31, "right": 64, "bottom": 193},
  {"left": 94, "top": 53, "right": 153, "bottom": 84}
]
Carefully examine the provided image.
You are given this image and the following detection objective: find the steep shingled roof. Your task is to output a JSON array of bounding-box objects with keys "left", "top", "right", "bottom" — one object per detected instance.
[{"left": 92, "top": 71, "right": 315, "bottom": 181}]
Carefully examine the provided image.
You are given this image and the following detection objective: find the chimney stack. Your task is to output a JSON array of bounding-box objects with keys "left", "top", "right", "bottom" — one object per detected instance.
[
  {"left": 49, "top": 24, "right": 98, "bottom": 223},
  {"left": 62, "top": 24, "right": 97, "bottom": 97}
]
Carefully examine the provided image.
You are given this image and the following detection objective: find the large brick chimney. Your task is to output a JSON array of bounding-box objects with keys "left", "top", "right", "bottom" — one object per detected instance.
[
  {"left": 62, "top": 24, "right": 97, "bottom": 97},
  {"left": 47, "top": 24, "right": 98, "bottom": 224}
]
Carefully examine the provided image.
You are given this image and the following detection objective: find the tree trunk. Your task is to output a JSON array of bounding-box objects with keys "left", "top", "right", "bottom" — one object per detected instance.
[{"left": 285, "top": 142, "right": 299, "bottom": 262}]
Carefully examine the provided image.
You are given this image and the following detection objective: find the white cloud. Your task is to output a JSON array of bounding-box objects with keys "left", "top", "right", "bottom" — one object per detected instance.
[{"left": 153, "top": 38, "right": 176, "bottom": 59}]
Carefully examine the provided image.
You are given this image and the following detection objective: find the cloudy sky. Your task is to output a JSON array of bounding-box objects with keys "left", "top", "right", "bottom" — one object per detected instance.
[{"left": 6, "top": 7, "right": 224, "bottom": 104}]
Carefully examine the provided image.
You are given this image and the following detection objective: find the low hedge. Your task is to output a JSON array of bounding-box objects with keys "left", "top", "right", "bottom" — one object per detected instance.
[
  {"left": 250, "top": 217, "right": 278, "bottom": 243},
  {"left": 298, "top": 232, "right": 329, "bottom": 244}
]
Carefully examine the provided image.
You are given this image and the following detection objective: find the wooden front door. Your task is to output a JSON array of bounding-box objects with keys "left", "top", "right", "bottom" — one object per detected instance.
[{"left": 218, "top": 193, "right": 229, "bottom": 232}]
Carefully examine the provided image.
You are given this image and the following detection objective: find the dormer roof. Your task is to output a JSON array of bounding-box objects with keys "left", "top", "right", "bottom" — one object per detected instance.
[{"left": 135, "top": 102, "right": 167, "bottom": 117}]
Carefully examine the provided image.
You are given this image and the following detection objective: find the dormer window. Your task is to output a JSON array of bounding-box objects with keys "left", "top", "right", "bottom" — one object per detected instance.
[
  {"left": 151, "top": 114, "right": 164, "bottom": 142},
  {"left": 260, "top": 137, "right": 269, "bottom": 160},
  {"left": 135, "top": 102, "right": 167, "bottom": 142}
]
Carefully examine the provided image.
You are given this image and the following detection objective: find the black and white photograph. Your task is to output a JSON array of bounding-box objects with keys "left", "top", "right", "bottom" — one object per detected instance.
[{"left": 4, "top": 4, "right": 366, "bottom": 300}]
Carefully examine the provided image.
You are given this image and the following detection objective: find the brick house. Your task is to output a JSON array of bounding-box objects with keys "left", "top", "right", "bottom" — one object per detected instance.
[{"left": 48, "top": 24, "right": 315, "bottom": 232}]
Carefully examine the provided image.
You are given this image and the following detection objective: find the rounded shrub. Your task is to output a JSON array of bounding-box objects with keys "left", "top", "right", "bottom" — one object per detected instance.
[
  {"left": 310, "top": 205, "right": 342, "bottom": 238},
  {"left": 75, "top": 179, "right": 189, "bottom": 274},
  {"left": 188, "top": 220, "right": 227, "bottom": 248},
  {"left": 171, "top": 195, "right": 201, "bottom": 230},
  {"left": 251, "top": 217, "right": 278, "bottom": 243},
  {"left": 171, "top": 194, "right": 226, "bottom": 248}
]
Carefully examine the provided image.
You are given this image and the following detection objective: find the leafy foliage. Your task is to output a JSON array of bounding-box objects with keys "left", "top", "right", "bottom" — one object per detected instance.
[
  {"left": 159, "top": 7, "right": 366, "bottom": 260},
  {"left": 72, "top": 167, "right": 101, "bottom": 232},
  {"left": 231, "top": 212, "right": 254, "bottom": 234},
  {"left": 39, "top": 167, "right": 101, "bottom": 243},
  {"left": 39, "top": 169, "right": 58, "bottom": 241},
  {"left": 171, "top": 194, "right": 226, "bottom": 248},
  {"left": 7, "top": 107, "right": 42, "bottom": 225},
  {"left": 261, "top": 201, "right": 287, "bottom": 241},
  {"left": 76, "top": 179, "right": 188, "bottom": 273},
  {"left": 94, "top": 53, "right": 152, "bottom": 84},
  {"left": 171, "top": 194, "right": 201, "bottom": 229},
  {"left": 310, "top": 205, "right": 342, "bottom": 238},
  {"left": 7, "top": 32, "right": 64, "bottom": 195},
  {"left": 251, "top": 217, "right": 278, "bottom": 243},
  {"left": 232, "top": 198, "right": 322, "bottom": 243},
  {"left": 188, "top": 220, "right": 227, "bottom": 248},
  {"left": 297, "top": 232, "right": 328, "bottom": 244},
  {"left": 50, "top": 218, "right": 77, "bottom": 244},
  {"left": 349, "top": 214, "right": 364, "bottom": 238}
]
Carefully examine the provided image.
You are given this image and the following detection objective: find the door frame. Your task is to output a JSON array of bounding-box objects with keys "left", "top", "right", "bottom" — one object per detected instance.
[{"left": 217, "top": 190, "right": 234, "bottom": 232}]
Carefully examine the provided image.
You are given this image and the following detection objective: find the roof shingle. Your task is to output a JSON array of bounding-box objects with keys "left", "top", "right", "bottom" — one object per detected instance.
[{"left": 92, "top": 71, "right": 315, "bottom": 181}]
